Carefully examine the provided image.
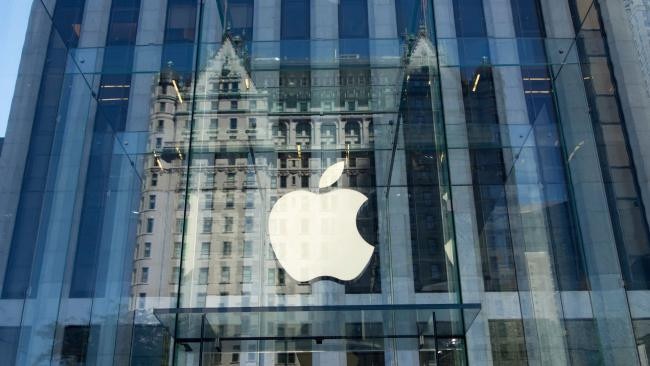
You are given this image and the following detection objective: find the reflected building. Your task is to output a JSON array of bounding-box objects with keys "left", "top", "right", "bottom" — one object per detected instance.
[{"left": 1, "top": 0, "right": 650, "bottom": 365}]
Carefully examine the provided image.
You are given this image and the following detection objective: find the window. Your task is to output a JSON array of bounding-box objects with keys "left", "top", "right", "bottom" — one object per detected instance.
[
  {"left": 220, "top": 266, "right": 231, "bottom": 283},
  {"left": 141, "top": 267, "right": 149, "bottom": 283},
  {"left": 148, "top": 195, "right": 156, "bottom": 209},
  {"left": 210, "top": 118, "right": 218, "bottom": 130},
  {"left": 151, "top": 173, "right": 158, "bottom": 186},
  {"left": 301, "top": 175, "right": 309, "bottom": 188},
  {"left": 155, "top": 138, "right": 162, "bottom": 149},
  {"left": 242, "top": 266, "right": 252, "bottom": 283},
  {"left": 278, "top": 268, "right": 286, "bottom": 285},
  {"left": 267, "top": 269, "right": 276, "bottom": 285},
  {"left": 138, "top": 293, "right": 146, "bottom": 309},
  {"left": 204, "top": 193, "right": 213, "bottom": 209},
  {"left": 249, "top": 100, "right": 257, "bottom": 110},
  {"left": 134, "top": 244, "right": 139, "bottom": 259},
  {"left": 227, "top": 172, "right": 236, "bottom": 184},
  {"left": 248, "top": 118, "right": 257, "bottom": 129},
  {"left": 202, "top": 218, "right": 212, "bottom": 233},
  {"left": 144, "top": 242, "right": 151, "bottom": 258},
  {"left": 177, "top": 195, "right": 186, "bottom": 210},
  {"left": 242, "top": 241, "right": 253, "bottom": 257},
  {"left": 230, "top": 117, "right": 238, "bottom": 130},
  {"left": 270, "top": 177, "right": 277, "bottom": 189},
  {"left": 146, "top": 218, "right": 154, "bottom": 233},
  {"left": 205, "top": 174, "right": 214, "bottom": 186},
  {"left": 245, "top": 217, "right": 254, "bottom": 232},
  {"left": 159, "top": 102, "right": 166, "bottom": 112},
  {"left": 211, "top": 101, "right": 219, "bottom": 110},
  {"left": 224, "top": 217, "right": 233, "bottom": 232},
  {"left": 196, "top": 292, "right": 207, "bottom": 307},
  {"left": 171, "top": 266, "right": 180, "bottom": 283},
  {"left": 231, "top": 100, "right": 238, "bottom": 110},
  {"left": 198, "top": 267, "right": 209, "bottom": 285},
  {"left": 157, "top": 119, "right": 164, "bottom": 132},
  {"left": 266, "top": 244, "right": 276, "bottom": 259},
  {"left": 226, "top": 192, "right": 235, "bottom": 208},
  {"left": 280, "top": 176, "right": 287, "bottom": 188},
  {"left": 349, "top": 175, "right": 357, "bottom": 187},
  {"left": 200, "top": 242, "right": 211, "bottom": 257},
  {"left": 173, "top": 242, "right": 182, "bottom": 258},
  {"left": 222, "top": 241, "right": 232, "bottom": 256},
  {"left": 175, "top": 218, "right": 184, "bottom": 233}
]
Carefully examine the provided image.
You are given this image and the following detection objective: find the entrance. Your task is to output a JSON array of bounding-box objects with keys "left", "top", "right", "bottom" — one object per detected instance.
[{"left": 155, "top": 304, "right": 480, "bottom": 366}]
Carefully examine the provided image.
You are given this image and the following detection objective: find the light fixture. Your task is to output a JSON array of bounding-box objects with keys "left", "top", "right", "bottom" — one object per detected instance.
[
  {"left": 471, "top": 73, "right": 481, "bottom": 92},
  {"left": 244, "top": 78, "right": 251, "bottom": 90},
  {"left": 172, "top": 79, "right": 183, "bottom": 104}
]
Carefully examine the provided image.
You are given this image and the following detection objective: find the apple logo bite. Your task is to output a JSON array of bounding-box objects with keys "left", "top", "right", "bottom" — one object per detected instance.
[{"left": 268, "top": 161, "right": 375, "bottom": 282}]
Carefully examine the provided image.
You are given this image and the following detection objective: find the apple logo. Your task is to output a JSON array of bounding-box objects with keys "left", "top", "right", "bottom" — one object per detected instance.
[{"left": 268, "top": 161, "right": 374, "bottom": 282}]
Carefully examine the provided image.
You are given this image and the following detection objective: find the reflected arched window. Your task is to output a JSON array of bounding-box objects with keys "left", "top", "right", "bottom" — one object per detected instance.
[
  {"left": 296, "top": 121, "right": 312, "bottom": 145},
  {"left": 345, "top": 120, "right": 361, "bottom": 144},
  {"left": 272, "top": 121, "right": 289, "bottom": 145},
  {"left": 321, "top": 123, "right": 337, "bottom": 145}
]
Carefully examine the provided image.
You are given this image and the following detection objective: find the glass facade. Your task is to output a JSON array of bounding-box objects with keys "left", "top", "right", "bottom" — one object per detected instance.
[{"left": 0, "top": 0, "right": 649, "bottom": 365}]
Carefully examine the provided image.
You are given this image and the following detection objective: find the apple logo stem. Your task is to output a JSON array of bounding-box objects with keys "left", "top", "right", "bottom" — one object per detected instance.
[{"left": 268, "top": 161, "right": 375, "bottom": 282}]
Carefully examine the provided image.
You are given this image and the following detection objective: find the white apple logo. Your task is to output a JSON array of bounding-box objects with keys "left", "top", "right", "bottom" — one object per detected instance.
[{"left": 268, "top": 161, "right": 374, "bottom": 282}]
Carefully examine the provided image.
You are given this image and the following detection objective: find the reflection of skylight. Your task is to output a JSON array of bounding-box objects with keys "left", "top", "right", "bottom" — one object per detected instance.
[
  {"left": 471, "top": 73, "right": 481, "bottom": 92},
  {"left": 172, "top": 80, "right": 183, "bottom": 103}
]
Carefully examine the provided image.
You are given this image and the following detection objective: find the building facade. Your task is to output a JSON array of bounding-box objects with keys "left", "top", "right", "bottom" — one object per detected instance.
[{"left": 1, "top": 0, "right": 650, "bottom": 365}]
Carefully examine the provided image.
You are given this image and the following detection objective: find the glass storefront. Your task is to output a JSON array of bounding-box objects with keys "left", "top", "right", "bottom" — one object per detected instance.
[{"left": 1, "top": 0, "right": 649, "bottom": 365}]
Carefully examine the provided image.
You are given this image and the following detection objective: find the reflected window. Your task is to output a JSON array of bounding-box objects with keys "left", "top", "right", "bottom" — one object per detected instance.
[
  {"left": 138, "top": 293, "right": 146, "bottom": 309},
  {"left": 140, "top": 267, "right": 149, "bottom": 283},
  {"left": 144, "top": 242, "right": 151, "bottom": 258},
  {"left": 171, "top": 267, "right": 180, "bottom": 283},
  {"left": 202, "top": 218, "right": 212, "bottom": 233},
  {"left": 148, "top": 195, "right": 156, "bottom": 209},
  {"left": 222, "top": 241, "right": 232, "bottom": 256},
  {"left": 242, "top": 266, "right": 252, "bottom": 283},
  {"left": 230, "top": 118, "right": 238, "bottom": 130},
  {"left": 204, "top": 193, "right": 213, "bottom": 209},
  {"left": 226, "top": 192, "right": 235, "bottom": 208},
  {"left": 489, "top": 320, "right": 528, "bottom": 364},
  {"left": 220, "top": 266, "right": 231, "bottom": 283},
  {"left": 242, "top": 241, "right": 253, "bottom": 257},
  {"left": 267, "top": 268, "right": 276, "bottom": 285},
  {"left": 146, "top": 218, "right": 154, "bottom": 233},
  {"left": 173, "top": 242, "right": 182, "bottom": 258},
  {"left": 224, "top": 217, "right": 234, "bottom": 232},
  {"left": 198, "top": 267, "right": 209, "bottom": 285},
  {"left": 277, "top": 269, "right": 286, "bottom": 286},
  {"left": 196, "top": 292, "right": 207, "bottom": 307},
  {"left": 61, "top": 326, "right": 91, "bottom": 365},
  {"left": 200, "top": 242, "right": 211, "bottom": 258}
]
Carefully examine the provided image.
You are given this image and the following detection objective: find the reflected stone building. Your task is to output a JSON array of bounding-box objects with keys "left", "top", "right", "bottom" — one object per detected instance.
[{"left": 1, "top": 0, "right": 650, "bottom": 365}]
